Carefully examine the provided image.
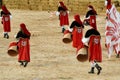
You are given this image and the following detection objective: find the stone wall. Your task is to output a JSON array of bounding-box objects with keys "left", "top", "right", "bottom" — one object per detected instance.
[{"left": 2, "top": 0, "right": 120, "bottom": 14}]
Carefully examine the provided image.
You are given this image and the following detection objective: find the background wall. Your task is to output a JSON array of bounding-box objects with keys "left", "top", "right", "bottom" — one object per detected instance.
[{"left": 2, "top": 0, "right": 120, "bottom": 14}]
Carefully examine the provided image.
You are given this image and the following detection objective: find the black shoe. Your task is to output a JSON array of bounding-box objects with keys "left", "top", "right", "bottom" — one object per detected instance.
[
  {"left": 95, "top": 64, "right": 102, "bottom": 75},
  {"left": 62, "top": 28, "right": 65, "bottom": 33},
  {"left": 88, "top": 67, "right": 94, "bottom": 74},
  {"left": 6, "top": 34, "right": 9, "bottom": 39},
  {"left": 4, "top": 33, "right": 7, "bottom": 38},
  {"left": 20, "top": 61, "right": 24, "bottom": 66},
  {"left": 24, "top": 61, "right": 28, "bottom": 67},
  {"left": 116, "top": 54, "right": 119, "bottom": 58},
  {"left": 3, "top": 33, "right": 9, "bottom": 39}
]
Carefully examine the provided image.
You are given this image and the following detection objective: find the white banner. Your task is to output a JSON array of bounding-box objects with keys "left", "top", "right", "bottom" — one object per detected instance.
[{"left": 105, "top": 4, "right": 120, "bottom": 58}]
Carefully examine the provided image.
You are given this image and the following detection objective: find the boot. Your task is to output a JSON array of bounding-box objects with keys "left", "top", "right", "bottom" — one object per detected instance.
[
  {"left": 6, "top": 33, "right": 9, "bottom": 39},
  {"left": 24, "top": 61, "right": 28, "bottom": 67},
  {"left": 88, "top": 67, "right": 94, "bottom": 74},
  {"left": 95, "top": 64, "right": 102, "bottom": 75},
  {"left": 116, "top": 54, "right": 119, "bottom": 58},
  {"left": 62, "top": 28, "right": 65, "bottom": 33},
  {"left": 19, "top": 61, "right": 24, "bottom": 66},
  {"left": 4, "top": 33, "right": 7, "bottom": 38}
]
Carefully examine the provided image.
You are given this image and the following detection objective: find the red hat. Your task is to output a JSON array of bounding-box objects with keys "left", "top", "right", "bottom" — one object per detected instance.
[
  {"left": 59, "top": 1, "right": 64, "bottom": 7},
  {"left": 20, "top": 23, "right": 31, "bottom": 36},
  {"left": 106, "top": 0, "right": 112, "bottom": 9},
  {"left": 2, "top": 5, "right": 10, "bottom": 14},
  {"left": 74, "top": 14, "right": 82, "bottom": 25},
  {"left": 107, "top": 0, "right": 111, "bottom": 5},
  {"left": 59, "top": 1, "right": 68, "bottom": 10}
]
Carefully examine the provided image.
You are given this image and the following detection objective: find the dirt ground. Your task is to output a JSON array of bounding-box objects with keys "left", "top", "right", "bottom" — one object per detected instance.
[{"left": 0, "top": 9, "right": 120, "bottom": 80}]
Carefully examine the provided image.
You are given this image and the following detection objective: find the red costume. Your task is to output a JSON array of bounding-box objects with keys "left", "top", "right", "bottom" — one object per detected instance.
[
  {"left": 1, "top": 5, "right": 11, "bottom": 32},
  {"left": 88, "top": 35, "right": 102, "bottom": 62},
  {"left": 58, "top": 1, "right": 69, "bottom": 26},
  {"left": 1, "top": 5, "right": 11, "bottom": 39},
  {"left": 82, "top": 28, "right": 102, "bottom": 75},
  {"left": 18, "top": 38, "right": 30, "bottom": 62},
  {"left": 60, "top": 12, "right": 69, "bottom": 26},
  {"left": 72, "top": 27, "right": 83, "bottom": 48},
  {"left": 83, "top": 5, "right": 97, "bottom": 27},
  {"left": 16, "top": 23, "right": 31, "bottom": 67},
  {"left": 69, "top": 14, "right": 84, "bottom": 48}
]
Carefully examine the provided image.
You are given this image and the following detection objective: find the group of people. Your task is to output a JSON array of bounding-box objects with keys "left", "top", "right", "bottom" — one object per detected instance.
[
  {"left": 0, "top": 5, "right": 31, "bottom": 67},
  {"left": 1, "top": 0, "right": 119, "bottom": 75},
  {"left": 56, "top": 0, "right": 118, "bottom": 75},
  {"left": 56, "top": 1, "right": 102, "bottom": 75}
]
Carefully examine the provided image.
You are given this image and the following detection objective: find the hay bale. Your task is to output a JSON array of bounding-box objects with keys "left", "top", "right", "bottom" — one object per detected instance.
[{"left": 2, "top": 0, "right": 106, "bottom": 14}]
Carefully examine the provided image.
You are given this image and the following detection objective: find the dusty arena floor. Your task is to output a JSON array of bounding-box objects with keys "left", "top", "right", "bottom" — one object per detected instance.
[{"left": 0, "top": 9, "right": 120, "bottom": 80}]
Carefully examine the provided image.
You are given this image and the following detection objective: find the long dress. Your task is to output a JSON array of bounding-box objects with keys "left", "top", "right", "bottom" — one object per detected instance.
[{"left": 16, "top": 31, "right": 30, "bottom": 62}]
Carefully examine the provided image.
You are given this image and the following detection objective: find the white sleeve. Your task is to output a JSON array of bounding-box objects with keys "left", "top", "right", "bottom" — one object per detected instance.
[
  {"left": 68, "top": 27, "right": 73, "bottom": 32},
  {"left": 67, "top": 11, "right": 70, "bottom": 14},
  {"left": 82, "top": 37, "right": 90, "bottom": 46},
  {"left": 10, "top": 15, "right": 12, "bottom": 19},
  {"left": 56, "top": 11, "right": 60, "bottom": 16},
  {"left": 105, "top": 0, "right": 108, "bottom": 6}
]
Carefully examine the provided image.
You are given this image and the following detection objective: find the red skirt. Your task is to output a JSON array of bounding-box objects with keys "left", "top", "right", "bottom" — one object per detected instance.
[
  {"left": 59, "top": 12, "right": 69, "bottom": 26},
  {"left": 88, "top": 35, "right": 102, "bottom": 62},
  {"left": 72, "top": 27, "right": 83, "bottom": 48}
]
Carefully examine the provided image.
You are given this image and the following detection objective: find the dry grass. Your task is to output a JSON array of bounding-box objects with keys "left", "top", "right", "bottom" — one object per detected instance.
[{"left": 0, "top": 9, "right": 120, "bottom": 80}]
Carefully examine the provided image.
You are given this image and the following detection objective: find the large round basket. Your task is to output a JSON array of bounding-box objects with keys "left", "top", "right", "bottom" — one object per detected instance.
[
  {"left": 62, "top": 30, "right": 72, "bottom": 43},
  {"left": 7, "top": 42, "right": 18, "bottom": 57},
  {"left": 76, "top": 46, "right": 88, "bottom": 62}
]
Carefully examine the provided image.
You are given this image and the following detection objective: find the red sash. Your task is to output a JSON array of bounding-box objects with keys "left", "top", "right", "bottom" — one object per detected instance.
[
  {"left": 2, "top": 15, "right": 11, "bottom": 32},
  {"left": 17, "top": 38, "right": 30, "bottom": 62}
]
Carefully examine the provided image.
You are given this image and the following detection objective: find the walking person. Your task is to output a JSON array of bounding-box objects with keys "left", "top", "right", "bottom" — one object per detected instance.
[
  {"left": 69, "top": 14, "right": 84, "bottom": 48},
  {"left": 82, "top": 28, "right": 102, "bottom": 75},
  {"left": 1, "top": 5, "right": 12, "bottom": 39},
  {"left": 16, "top": 23, "right": 31, "bottom": 67},
  {"left": 56, "top": 1, "right": 69, "bottom": 33},
  {"left": 83, "top": 5, "right": 97, "bottom": 29}
]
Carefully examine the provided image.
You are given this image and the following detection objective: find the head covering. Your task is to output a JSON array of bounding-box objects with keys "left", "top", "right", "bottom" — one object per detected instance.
[
  {"left": 88, "top": 5, "right": 97, "bottom": 15},
  {"left": 59, "top": 1, "right": 64, "bottom": 6},
  {"left": 88, "top": 5, "right": 94, "bottom": 9},
  {"left": 107, "top": 0, "right": 111, "bottom": 5},
  {"left": 59, "top": 1, "right": 68, "bottom": 10},
  {"left": 20, "top": 23, "right": 31, "bottom": 36},
  {"left": 74, "top": 14, "right": 82, "bottom": 25},
  {"left": 1, "top": 5, "right": 10, "bottom": 14},
  {"left": 105, "top": 0, "right": 112, "bottom": 9}
]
